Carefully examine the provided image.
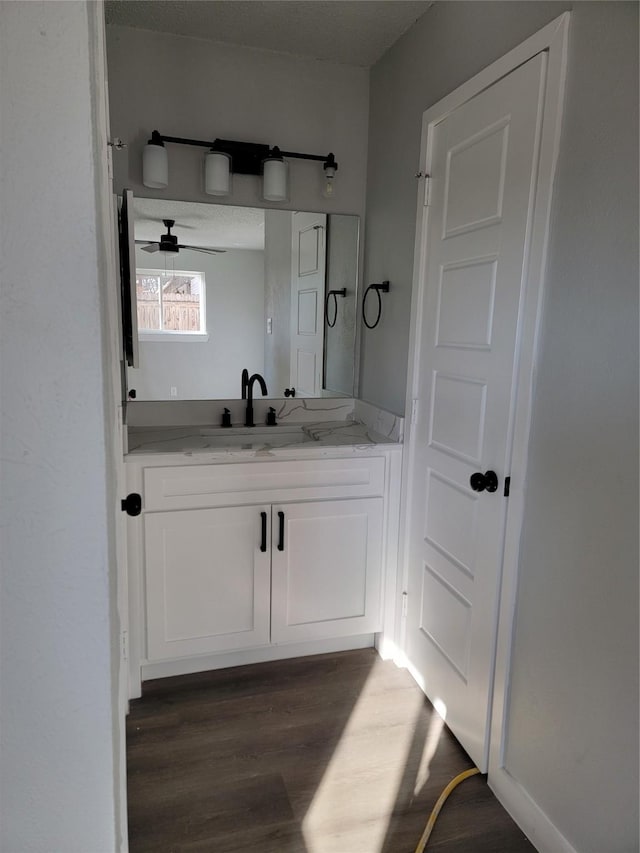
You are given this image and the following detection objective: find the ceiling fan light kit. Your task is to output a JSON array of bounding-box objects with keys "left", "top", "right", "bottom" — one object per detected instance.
[
  {"left": 150, "top": 218, "right": 178, "bottom": 253},
  {"left": 135, "top": 219, "right": 226, "bottom": 256},
  {"left": 142, "top": 130, "right": 337, "bottom": 202}
]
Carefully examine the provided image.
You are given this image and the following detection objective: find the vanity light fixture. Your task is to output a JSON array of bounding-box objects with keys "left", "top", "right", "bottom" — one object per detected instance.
[
  {"left": 262, "top": 147, "right": 288, "bottom": 202},
  {"left": 142, "top": 131, "right": 168, "bottom": 189},
  {"left": 204, "top": 150, "right": 232, "bottom": 196},
  {"left": 322, "top": 153, "right": 338, "bottom": 198},
  {"left": 142, "top": 130, "right": 337, "bottom": 201}
]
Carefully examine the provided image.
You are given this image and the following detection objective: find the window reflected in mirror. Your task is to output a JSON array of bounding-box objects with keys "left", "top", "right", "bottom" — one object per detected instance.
[{"left": 136, "top": 269, "right": 206, "bottom": 336}]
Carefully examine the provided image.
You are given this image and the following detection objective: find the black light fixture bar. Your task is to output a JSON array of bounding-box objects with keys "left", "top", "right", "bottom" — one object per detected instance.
[{"left": 148, "top": 130, "right": 337, "bottom": 175}]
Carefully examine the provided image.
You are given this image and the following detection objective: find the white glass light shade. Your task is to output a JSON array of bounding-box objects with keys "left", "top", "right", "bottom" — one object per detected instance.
[
  {"left": 142, "top": 143, "right": 168, "bottom": 189},
  {"left": 204, "top": 151, "right": 231, "bottom": 196},
  {"left": 262, "top": 158, "right": 288, "bottom": 202},
  {"left": 323, "top": 165, "right": 336, "bottom": 199}
]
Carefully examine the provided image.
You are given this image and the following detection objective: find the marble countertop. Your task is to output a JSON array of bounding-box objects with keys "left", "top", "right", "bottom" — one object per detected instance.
[{"left": 126, "top": 419, "right": 401, "bottom": 459}]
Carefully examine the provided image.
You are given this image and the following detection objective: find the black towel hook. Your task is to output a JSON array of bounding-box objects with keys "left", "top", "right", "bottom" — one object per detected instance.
[
  {"left": 325, "top": 287, "right": 347, "bottom": 328},
  {"left": 362, "top": 280, "right": 390, "bottom": 329}
]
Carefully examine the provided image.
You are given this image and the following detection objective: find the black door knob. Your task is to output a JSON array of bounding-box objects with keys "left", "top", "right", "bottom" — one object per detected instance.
[
  {"left": 470, "top": 470, "right": 499, "bottom": 493},
  {"left": 121, "top": 493, "right": 142, "bottom": 516}
]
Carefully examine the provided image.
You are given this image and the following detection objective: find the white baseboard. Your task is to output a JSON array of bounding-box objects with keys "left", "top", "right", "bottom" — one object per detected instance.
[
  {"left": 489, "top": 766, "right": 579, "bottom": 853},
  {"left": 375, "top": 633, "right": 406, "bottom": 663},
  {"left": 397, "top": 651, "right": 579, "bottom": 853},
  {"left": 140, "top": 634, "right": 375, "bottom": 683}
]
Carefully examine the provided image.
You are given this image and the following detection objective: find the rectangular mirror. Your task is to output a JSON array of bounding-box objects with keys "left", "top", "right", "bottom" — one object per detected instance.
[{"left": 123, "top": 196, "right": 359, "bottom": 401}]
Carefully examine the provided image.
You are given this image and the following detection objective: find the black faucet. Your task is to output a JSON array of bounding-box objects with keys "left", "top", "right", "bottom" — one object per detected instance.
[{"left": 244, "top": 373, "right": 268, "bottom": 427}]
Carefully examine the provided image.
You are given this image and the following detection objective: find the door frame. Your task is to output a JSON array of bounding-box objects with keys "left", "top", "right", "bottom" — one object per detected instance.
[
  {"left": 399, "top": 11, "right": 571, "bottom": 846},
  {"left": 87, "top": 2, "right": 131, "bottom": 849}
]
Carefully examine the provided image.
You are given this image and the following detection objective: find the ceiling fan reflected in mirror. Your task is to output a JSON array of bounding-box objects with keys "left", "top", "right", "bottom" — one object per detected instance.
[{"left": 135, "top": 219, "right": 226, "bottom": 256}]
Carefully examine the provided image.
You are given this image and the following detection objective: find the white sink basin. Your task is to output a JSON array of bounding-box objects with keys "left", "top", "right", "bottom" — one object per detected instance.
[
  {"left": 201, "top": 424, "right": 305, "bottom": 436},
  {"left": 199, "top": 425, "right": 313, "bottom": 447}
]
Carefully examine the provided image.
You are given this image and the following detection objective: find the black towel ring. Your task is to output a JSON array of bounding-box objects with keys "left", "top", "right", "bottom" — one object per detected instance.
[
  {"left": 325, "top": 288, "right": 347, "bottom": 328},
  {"left": 362, "top": 281, "right": 390, "bottom": 330}
]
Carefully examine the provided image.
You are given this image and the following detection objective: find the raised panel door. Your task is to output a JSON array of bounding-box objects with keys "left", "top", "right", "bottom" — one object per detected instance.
[
  {"left": 405, "top": 53, "right": 547, "bottom": 770},
  {"left": 145, "top": 505, "right": 271, "bottom": 661},
  {"left": 271, "top": 498, "right": 383, "bottom": 644},
  {"left": 290, "top": 211, "right": 326, "bottom": 396}
]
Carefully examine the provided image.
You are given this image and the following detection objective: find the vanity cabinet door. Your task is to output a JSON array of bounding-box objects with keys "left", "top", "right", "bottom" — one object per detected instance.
[
  {"left": 145, "top": 505, "right": 271, "bottom": 661},
  {"left": 270, "top": 498, "right": 383, "bottom": 644}
]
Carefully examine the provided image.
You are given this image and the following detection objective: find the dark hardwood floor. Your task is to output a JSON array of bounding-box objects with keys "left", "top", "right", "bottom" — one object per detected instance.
[{"left": 127, "top": 649, "right": 535, "bottom": 852}]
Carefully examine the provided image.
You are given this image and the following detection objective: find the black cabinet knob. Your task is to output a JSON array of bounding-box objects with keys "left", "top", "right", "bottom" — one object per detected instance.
[{"left": 469, "top": 471, "right": 499, "bottom": 493}]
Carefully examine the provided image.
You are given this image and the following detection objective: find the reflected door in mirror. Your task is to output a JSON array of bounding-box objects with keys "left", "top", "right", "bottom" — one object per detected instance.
[{"left": 290, "top": 212, "right": 326, "bottom": 397}]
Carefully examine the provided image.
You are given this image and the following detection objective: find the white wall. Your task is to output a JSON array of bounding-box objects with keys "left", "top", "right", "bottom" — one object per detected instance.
[
  {"left": 131, "top": 246, "right": 264, "bottom": 399},
  {"left": 365, "top": 3, "right": 638, "bottom": 851},
  {"left": 106, "top": 25, "right": 369, "bottom": 217},
  {"left": 505, "top": 6, "right": 639, "bottom": 851},
  {"left": 0, "top": 2, "right": 118, "bottom": 850},
  {"left": 362, "top": 0, "right": 572, "bottom": 415}
]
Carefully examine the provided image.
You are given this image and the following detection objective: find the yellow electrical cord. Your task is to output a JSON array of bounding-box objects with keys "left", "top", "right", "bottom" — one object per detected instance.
[{"left": 413, "top": 767, "right": 481, "bottom": 853}]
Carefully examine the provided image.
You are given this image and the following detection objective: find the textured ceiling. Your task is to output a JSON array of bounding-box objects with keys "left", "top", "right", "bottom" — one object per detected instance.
[
  {"left": 134, "top": 198, "right": 265, "bottom": 251},
  {"left": 104, "top": 0, "right": 432, "bottom": 67}
]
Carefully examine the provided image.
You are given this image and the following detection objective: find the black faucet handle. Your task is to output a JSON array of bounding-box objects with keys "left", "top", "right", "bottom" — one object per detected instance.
[
  {"left": 267, "top": 407, "right": 277, "bottom": 426},
  {"left": 221, "top": 407, "right": 232, "bottom": 428}
]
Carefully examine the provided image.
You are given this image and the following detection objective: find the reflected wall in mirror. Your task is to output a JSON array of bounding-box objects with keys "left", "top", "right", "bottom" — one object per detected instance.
[{"left": 127, "top": 197, "right": 359, "bottom": 401}]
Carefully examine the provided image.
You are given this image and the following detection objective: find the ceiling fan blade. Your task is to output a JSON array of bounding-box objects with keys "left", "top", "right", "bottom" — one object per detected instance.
[
  {"left": 139, "top": 243, "right": 160, "bottom": 253},
  {"left": 137, "top": 217, "right": 197, "bottom": 229},
  {"left": 177, "top": 244, "right": 226, "bottom": 255}
]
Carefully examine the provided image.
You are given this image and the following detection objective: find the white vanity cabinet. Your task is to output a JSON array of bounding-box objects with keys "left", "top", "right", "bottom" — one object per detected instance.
[
  {"left": 144, "top": 497, "right": 383, "bottom": 661},
  {"left": 125, "top": 448, "right": 401, "bottom": 694}
]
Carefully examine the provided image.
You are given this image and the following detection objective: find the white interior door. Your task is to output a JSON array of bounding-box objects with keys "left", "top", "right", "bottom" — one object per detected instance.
[
  {"left": 404, "top": 53, "right": 547, "bottom": 771},
  {"left": 290, "top": 211, "right": 326, "bottom": 396}
]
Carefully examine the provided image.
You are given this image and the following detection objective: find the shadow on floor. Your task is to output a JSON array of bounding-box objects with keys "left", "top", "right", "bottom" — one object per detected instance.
[
  {"left": 126, "top": 649, "right": 376, "bottom": 852},
  {"left": 126, "top": 649, "right": 534, "bottom": 853}
]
